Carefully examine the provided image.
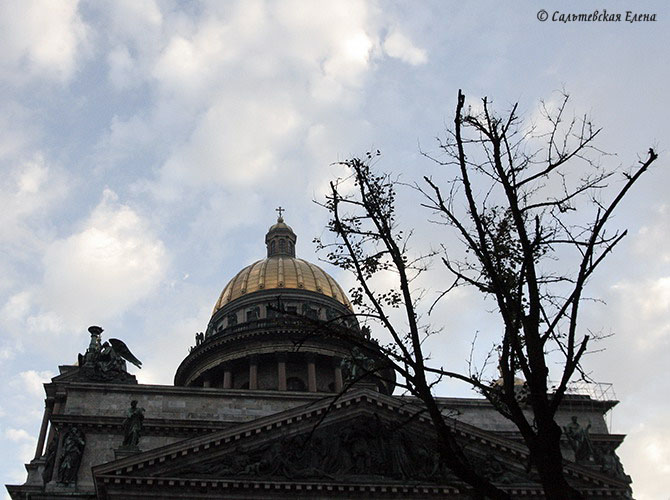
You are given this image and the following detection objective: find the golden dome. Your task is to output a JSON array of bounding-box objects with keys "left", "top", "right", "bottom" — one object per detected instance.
[
  {"left": 212, "top": 257, "right": 352, "bottom": 314},
  {"left": 212, "top": 214, "right": 352, "bottom": 315}
]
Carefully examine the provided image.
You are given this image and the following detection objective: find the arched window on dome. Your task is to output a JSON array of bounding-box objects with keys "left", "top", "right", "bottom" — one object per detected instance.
[
  {"left": 270, "top": 240, "right": 276, "bottom": 255},
  {"left": 279, "top": 239, "right": 286, "bottom": 253},
  {"left": 303, "top": 303, "right": 319, "bottom": 320},
  {"left": 287, "top": 377, "right": 306, "bottom": 392},
  {"left": 266, "top": 303, "right": 278, "bottom": 319},
  {"left": 288, "top": 241, "right": 294, "bottom": 255},
  {"left": 246, "top": 307, "right": 260, "bottom": 322},
  {"left": 227, "top": 313, "right": 237, "bottom": 327}
]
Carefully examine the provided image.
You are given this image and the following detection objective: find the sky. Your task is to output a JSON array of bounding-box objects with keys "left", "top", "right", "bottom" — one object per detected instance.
[{"left": 0, "top": 1, "right": 668, "bottom": 498}]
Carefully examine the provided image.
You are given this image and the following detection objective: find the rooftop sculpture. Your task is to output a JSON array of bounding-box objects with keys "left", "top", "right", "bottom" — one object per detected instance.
[{"left": 77, "top": 326, "right": 142, "bottom": 384}]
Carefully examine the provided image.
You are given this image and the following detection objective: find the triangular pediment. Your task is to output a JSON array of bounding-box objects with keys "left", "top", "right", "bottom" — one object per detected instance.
[{"left": 92, "top": 389, "right": 630, "bottom": 498}]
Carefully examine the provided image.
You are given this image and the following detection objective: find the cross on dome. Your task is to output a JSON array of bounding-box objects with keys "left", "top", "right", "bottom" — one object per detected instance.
[{"left": 275, "top": 206, "right": 285, "bottom": 221}]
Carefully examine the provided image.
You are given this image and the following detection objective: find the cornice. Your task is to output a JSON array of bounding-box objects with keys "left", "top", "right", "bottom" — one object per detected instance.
[
  {"left": 50, "top": 414, "right": 234, "bottom": 436},
  {"left": 47, "top": 380, "right": 332, "bottom": 401}
]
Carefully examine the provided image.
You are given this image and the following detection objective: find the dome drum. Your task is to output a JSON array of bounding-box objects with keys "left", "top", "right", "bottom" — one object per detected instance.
[
  {"left": 207, "top": 288, "right": 357, "bottom": 337},
  {"left": 187, "top": 351, "right": 345, "bottom": 393},
  {"left": 176, "top": 316, "right": 395, "bottom": 394}
]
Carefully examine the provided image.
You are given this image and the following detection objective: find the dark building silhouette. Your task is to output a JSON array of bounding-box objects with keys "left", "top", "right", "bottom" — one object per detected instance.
[{"left": 7, "top": 216, "right": 632, "bottom": 499}]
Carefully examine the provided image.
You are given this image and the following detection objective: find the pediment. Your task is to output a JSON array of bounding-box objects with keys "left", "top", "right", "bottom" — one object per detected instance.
[{"left": 92, "top": 389, "right": 630, "bottom": 498}]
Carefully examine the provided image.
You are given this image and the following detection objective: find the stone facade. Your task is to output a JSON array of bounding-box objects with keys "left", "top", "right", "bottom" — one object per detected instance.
[{"left": 6, "top": 218, "right": 633, "bottom": 499}]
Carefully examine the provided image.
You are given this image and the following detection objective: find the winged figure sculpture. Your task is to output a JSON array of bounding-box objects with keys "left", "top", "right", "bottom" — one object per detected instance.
[{"left": 108, "top": 338, "right": 142, "bottom": 369}]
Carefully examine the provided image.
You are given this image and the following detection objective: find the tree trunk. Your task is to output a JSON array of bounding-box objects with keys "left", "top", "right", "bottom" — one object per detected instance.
[
  {"left": 530, "top": 420, "right": 584, "bottom": 500},
  {"left": 420, "top": 386, "right": 511, "bottom": 500}
]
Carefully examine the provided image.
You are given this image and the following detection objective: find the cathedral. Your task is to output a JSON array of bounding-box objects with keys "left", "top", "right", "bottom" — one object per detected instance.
[{"left": 6, "top": 216, "right": 633, "bottom": 499}]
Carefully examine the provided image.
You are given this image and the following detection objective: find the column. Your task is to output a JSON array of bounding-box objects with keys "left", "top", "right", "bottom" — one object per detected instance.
[
  {"left": 49, "top": 429, "right": 65, "bottom": 483},
  {"left": 277, "top": 354, "right": 287, "bottom": 391},
  {"left": 45, "top": 395, "right": 64, "bottom": 448},
  {"left": 223, "top": 369, "right": 232, "bottom": 389},
  {"left": 249, "top": 356, "right": 258, "bottom": 390},
  {"left": 307, "top": 354, "right": 317, "bottom": 392},
  {"left": 34, "top": 398, "right": 54, "bottom": 459},
  {"left": 334, "top": 362, "right": 344, "bottom": 393}
]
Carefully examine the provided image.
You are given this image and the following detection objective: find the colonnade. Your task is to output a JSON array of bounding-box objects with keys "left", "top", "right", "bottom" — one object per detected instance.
[{"left": 200, "top": 352, "right": 344, "bottom": 393}]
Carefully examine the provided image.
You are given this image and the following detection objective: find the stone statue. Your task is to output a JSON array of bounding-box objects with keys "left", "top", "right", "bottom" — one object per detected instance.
[
  {"left": 195, "top": 332, "right": 204, "bottom": 345},
  {"left": 483, "top": 453, "right": 514, "bottom": 484},
  {"left": 598, "top": 446, "right": 628, "bottom": 480},
  {"left": 78, "top": 327, "right": 142, "bottom": 383},
  {"left": 339, "top": 356, "right": 353, "bottom": 384},
  {"left": 563, "top": 416, "right": 594, "bottom": 462},
  {"left": 102, "top": 338, "right": 142, "bottom": 369},
  {"left": 122, "top": 400, "right": 145, "bottom": 448},
  {"left": 341, "top": 347, "right": 375, "bottom": 383},
  {"left": 56, "top": 426, "right": 85, "bottom": 485}
]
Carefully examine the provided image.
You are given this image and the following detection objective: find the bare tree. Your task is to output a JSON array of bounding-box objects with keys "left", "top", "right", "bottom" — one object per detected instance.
[{"left": 316, "top": 90, "right": 658, "bottom": 499}]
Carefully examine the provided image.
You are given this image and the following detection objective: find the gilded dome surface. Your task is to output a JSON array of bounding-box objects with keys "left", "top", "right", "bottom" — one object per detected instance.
[
  {"left": 212, "top": 257, "right": 352, "bottom": 314},
  {"left": 212, "top": 214, "right": 352, "bottom": 314}
]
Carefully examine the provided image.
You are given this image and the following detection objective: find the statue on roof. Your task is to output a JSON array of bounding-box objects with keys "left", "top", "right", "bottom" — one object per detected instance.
[
  {"left": 341, "top": 347, "right": 375, "bottom": 384},
  {"left": 563, "top": 416, "right": 595, "bottom": 462},
  {"left": 122, "top": 400, "right": 145, "bottom": 449},
  {"left": 77, "top": 326, "right": 141, "bottom": 384},
  {"left": 102, "top": 338, "right": 142, "bottom": 369}
]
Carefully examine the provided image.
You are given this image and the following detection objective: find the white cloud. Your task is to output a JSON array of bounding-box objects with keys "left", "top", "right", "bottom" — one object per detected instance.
[
  {"left": 3, "top": 428, "right": 33, "bottom": 443},
  {"left": 634, "top": 204, "right": 670, "bottom": 263},
  {"left": 1, "top": 434, "right": 34, "bottom": 477},
  {"left": 107, "top": 45, "right": 136, "bottom": 90},
  {"left": 619, "top": 418, "right": 670, "bottom": 500},
  {"left": 522, "top": 93, "right": 566, "bottom": 138},
  {"left": 137, "top": 311, "right": 207, "bottom": 385},
  {"left": 322, "top": 31, "right": 375, "bottom": 86},
  {"left": 0, "top": 112, "right": 31, "bottom": 165},
  {"left": 0, "top": 0, "right": 88, "bottom": 82},
  {"left": 383, "top": 29, "right": 427, "bottom": 65},
  {"left": 1, "top": 155, "right": 56, "bottom": 218},
  {"left": 151, "top": 27, "right": 235, "bottom": 96},
  {"left": 157, "top": 94, "right": 301, "bottom": 194},
  {"left": 101, "top": 0, "right": 163, "bottom": 44},
  {"left": 94, "top": 0, "right": 163, "bottom": 90},
  {"left": 96, "top": 0, "right": 388, "bottom": 199},
  {"left": 34, "top": 189, "right": 168, "bottom": 329},
  {"left": 0, "top": 292, "right": 31, "bottom": 323},
  {"left": 9, "top": 370, "right": 54, "bottom": 397},
  {"left": 610, "top": 277, "right": 670, "bottom": 350},
  {"left": 0, "top": 155, "right": 69, "bottom": 260},
  {"left": 273, "top": 0, "right": 380, "bottom": 98}
]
